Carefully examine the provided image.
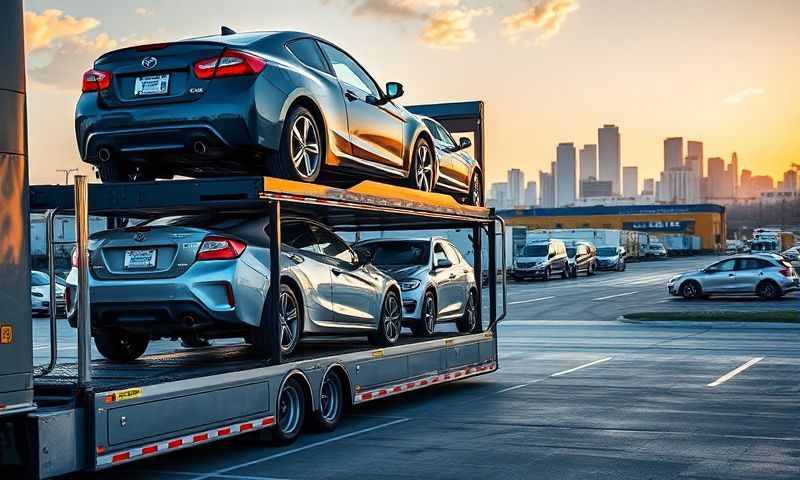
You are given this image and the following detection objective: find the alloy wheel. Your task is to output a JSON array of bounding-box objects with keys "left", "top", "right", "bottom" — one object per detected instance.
[
  {"left": 290, "top": 115, "right": 320, "bottom": 179},
  {"left": 383, "top": 293, "right": 402, "bottom": 343},
  {"left": 279, "top": 290, "right": 299, "bottom": 353},
  {"left": 414, "top": 143, "right": 434, "bottom": 192}
]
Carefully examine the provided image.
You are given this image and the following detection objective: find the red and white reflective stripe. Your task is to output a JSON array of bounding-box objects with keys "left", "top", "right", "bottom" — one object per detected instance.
[
  {"left": 96, "top": 416, "right": 274, "bottom": 468},
  {"left": 0, "top": 402, "right": 34, "bottom": 412},
  {"left": 354, "top": 362, "right": 496, "bottom": 404}
]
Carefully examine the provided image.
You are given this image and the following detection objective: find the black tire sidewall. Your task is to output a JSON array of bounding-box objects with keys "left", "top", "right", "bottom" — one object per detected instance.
[
  {"left": 312, "top": 372, "right": 344, "bottom": 432},
  {"left": 409, "top": 136, "right": 434, "bottom": 191},
  {"left": 95, "top": 330, "right": 148, "bottom": 362},
  {"left": 273, "top": 378, "right": 305, "bottom": 445},
  {"left": 370, "top": 291, "right": 401, "bottom": 346}
]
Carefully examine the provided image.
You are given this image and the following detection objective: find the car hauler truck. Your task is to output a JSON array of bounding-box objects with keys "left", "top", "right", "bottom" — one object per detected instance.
[{"left": 0, "top": 5, "right": 505, "bottom": 476}]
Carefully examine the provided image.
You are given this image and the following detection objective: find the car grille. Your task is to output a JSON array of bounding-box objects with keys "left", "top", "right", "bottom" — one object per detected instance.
[{"left": 516, "top": 262, "right": 536, "bottom": 269}]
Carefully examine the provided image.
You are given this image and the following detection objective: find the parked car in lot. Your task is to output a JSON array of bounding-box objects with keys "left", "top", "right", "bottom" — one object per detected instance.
[
  {"left": 668, "top": 255, "right": 800, "bottom": 300},
  {"left": 353, "top": 238, "right": 478, "bottom": 336},
  {"left": 31, "top": 270, "right": 66, "bottom": 318},
  {"left": 418, "top": 116, "right": 482, "bottom": 205},
  {"left": 512, "top": 239, "right": 569, "bottom": 281},
  {"left": 782, "top": 246, "right": 799, "bottom": 263},
  {"left": 75, "top": 30, "right": 483, "bottom": 204},
  {"left": 596, "top": 246, "right": 627, "bottom": 271},
  {"left": 66, "top": 214, "right": 402, "bottom": 361},
  {"left": 566, "top": 241, "right": 597, "bottom": 277}
]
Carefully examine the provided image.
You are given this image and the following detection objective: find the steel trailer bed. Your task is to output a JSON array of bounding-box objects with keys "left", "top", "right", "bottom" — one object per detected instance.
[{"left": 3, "top": 175, "right": 505, "bottom": 479}]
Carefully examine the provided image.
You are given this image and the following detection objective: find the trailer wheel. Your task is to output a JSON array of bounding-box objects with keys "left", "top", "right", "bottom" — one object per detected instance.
[
  {"left": 95, "top": 329, "right": 149, "bottom": 362},
  {"left": 457, "top": 289, "right": 478, "bottom": 334},
  {"left": 273, "top": 377, "right": 305, "bottom": 445},
  {"left": 311, "top": 370, "right": 344, "bottom": 432},
  {"left": 369, "top": 290, "right": 402, "bottom": 346}
]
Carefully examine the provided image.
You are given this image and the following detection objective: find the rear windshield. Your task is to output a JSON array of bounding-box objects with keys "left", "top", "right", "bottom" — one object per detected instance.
[
  {"left": 522, "top": 245, "right": 548, "bottom": 257},
  {"left": 141, "top": 214, "right": 258, "bottom": 230},
  {"left": 362, "top": 241, "right": 430, "bottom": 266},
  {"left": 752, "top": 241, "right": 775, "bottom": 251},
  {"left": 31, "top": 271, "right": 49, "bottom": 286},
  {"left": 597, "top": 247, "right": 618, "bottom": 256},
  {"left": 183, "top": 32, "right": 275, "bottom": 46}
]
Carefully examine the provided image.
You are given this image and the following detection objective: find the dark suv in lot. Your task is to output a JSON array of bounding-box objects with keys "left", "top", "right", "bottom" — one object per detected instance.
[{"left": 512, "top": 239, "right": 569, "bottom": 281}]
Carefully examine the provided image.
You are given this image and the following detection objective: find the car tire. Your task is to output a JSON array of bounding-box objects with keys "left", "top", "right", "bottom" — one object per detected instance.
[
  {"left": 310, "top": 370, "right": 345, "bottom": 432},
  {"left": 756, "top": 280, "right": 782, "bottom": 300},
  {"left": 252, "top": 283, "right": 302, "bottom": 358},
  {"left": 466, "top": 171, "right": 483, "bottom": 206},
  {"left": 272, "top": 377, "right": 306, "bottom": 445},
  {"left": 587, "top": 263, "right": 596, "bottom": 276},
  {"left": 543, "top": 267, "right": 551, "bottom": 281},
  {"left": 274, "top": 106, "right": 323, "bottom": 182},
  {"left": 456, "top": 289, "right": 478, "bottom": 334},
  {"left": 369, "top": 290, "right": 402, "bottom": 346},
  {"left": 411, "top": 291, "right": 437, "bottom": 337},
  {"left": 409, "top": 136, "right": 435, "bottom": 192},
  {"left": 95, "top": 329, "right": 149, "bottom": 362},
  {"left": 180, "top": 335, "right": 210, "bottom": 348},
  {"left": 679, "top": 281, "right": 702, "bottom": 300}
]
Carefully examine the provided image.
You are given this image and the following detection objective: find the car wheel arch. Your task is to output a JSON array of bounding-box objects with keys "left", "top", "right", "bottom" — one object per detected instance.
[
  {"left": 321, "top": 363, "right": 354, "bottom": 409},
  {"left": 409, "top": 130, "right": 437, "bottom": 178},
  {"left": 279, "top": 369, "right": 315, "bottom": 413},
  {"left": 281, "top": 95, "right": 328, "bottom": 153},
  {"left": 280, "top": 275, "right": 306, "bottom": 330}
]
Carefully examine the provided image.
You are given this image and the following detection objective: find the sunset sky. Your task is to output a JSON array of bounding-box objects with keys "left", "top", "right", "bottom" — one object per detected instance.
[{"left": 22, "top": 0, "right": 800, "bottom": 188}]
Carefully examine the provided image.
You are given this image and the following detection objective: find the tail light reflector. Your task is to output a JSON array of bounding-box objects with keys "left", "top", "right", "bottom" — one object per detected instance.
[
  {"left": 196, "top": 236, "right": 247, "bottom": 261},
  {"left": 193, "top": 50, "right": 266, "bottom": 80},
  {"left": 82, "top": 69, "right": 112, "bottom": 92}
]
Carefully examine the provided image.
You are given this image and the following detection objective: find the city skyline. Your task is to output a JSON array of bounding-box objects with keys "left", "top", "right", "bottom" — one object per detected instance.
[{"left": 18, "top": 1, "right": 800, "bottom": 186}]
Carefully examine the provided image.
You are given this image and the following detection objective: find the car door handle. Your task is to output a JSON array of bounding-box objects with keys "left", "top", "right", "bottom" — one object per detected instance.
[
  {"left": 344, "top": 90, "right": 359, "bottom": 101},
  {"left": 288, "top": 253, "right": 304, "bottom": 264},
  {"left": 728, "top": 273, "right": 735, "bottom": 277},
  {"left": 332, "top": 268, "right": 343, "bottom": 276}
]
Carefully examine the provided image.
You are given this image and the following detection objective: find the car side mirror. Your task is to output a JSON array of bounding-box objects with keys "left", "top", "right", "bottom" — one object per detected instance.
[
  {"left": 457, "top": 137, "right": 471, "bottom": 151},
  {"left": 354, "top": 247, "right": 373, "bottom": 266},
  {"left": 385, "top": 81, "right": 404, "bottom": 100},
  {"left": 436, "top": 258, "right": 452, "bottom": 269}
]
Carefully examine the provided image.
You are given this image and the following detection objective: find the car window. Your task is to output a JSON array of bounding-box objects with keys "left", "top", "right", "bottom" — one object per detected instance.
[
  {"left": 736, "top": 258, "right": 771, "bottom": 270},
  {"left": 318, "top": 43, "right": 380, "bottom": 97},
  {"left": 433, "top": 243, "right": 450, "bottom": 264},
  {"left": 364, "top": 241, "right": 430, "bottom": 266},
  {"left": 310, "top": 224, "right": 355, "bottom": 263},
  {"left": 423, "top": 119, "right": 444, "bottom": 142},
  {"left": 31, "top": 271, "right": 49, "bottom": 286},
  {"left": 522, "top": 245, "right": 548, "bottom": 257},
  {"left": 708, "top": 259, "right": 736, "bottom": 272},
  {"left": 282, "top": 221, "right": 318, "bottom": 254},
  {"left": 287, "top": 38, "right": 330, "bottom": 74},
  {"left": 443, "top": 243, "right": 461, "bottom": 265},
  {"left": 435, "top": 124, "right": 457, "bottom": 149}
]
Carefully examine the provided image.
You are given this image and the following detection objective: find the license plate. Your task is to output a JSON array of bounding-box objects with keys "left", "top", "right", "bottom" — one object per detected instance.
[
  {"left": 124, "top": 249, "right": 157, "bottom": 269},
  {"left": 134, "top": 74, "right": 169, "bottom": 96}
]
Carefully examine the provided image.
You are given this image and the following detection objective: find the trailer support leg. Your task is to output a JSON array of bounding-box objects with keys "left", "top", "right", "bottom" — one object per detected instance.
[
  {"left": 75, "top": 175, "right": 92, "bottom": 387},
  {"left": 267, "top": 200, "right": 282, "bottom": 366},
  {"left": 487, "top": 219, "right": 497, "bottom": 332},
  {"left": 472, "top": 225, "right": 483, "bottom": 331}
]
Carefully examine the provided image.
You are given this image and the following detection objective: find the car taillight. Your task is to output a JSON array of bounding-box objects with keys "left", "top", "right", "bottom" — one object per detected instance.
[
  {"left": 196, "top": 236, "right": 247, "bottom": 261},
  {"left": 779, "top": 268, "right": 791, "bottom": 277},
  {"left": 193, "top": 50, "right": 266, "bottom": 80},
  {"left": 82, "top": 69, "right": 112, "bottom": 92}
]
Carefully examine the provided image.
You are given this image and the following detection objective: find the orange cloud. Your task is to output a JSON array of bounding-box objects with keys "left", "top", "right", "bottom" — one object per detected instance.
[
  {"left": 24, "top": 9, "right": 101, "bottom": 52},
  {"left": 349, "top": 0, "right": 460, "bottom": 18},
  {"left": 502, "top": 0, "right": 579, "bottom": 45},
  {"left": 421, "top": 7, "right": 494, "bottom": 49}
]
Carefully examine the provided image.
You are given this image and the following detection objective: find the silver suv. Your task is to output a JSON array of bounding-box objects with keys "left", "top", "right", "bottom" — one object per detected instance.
[
  {"left": 512, "top": 239, "right": 569, "bottom": 281},
  {"left": 668, "top": 255, "right": 800, "bottom": 299},
  {"left": 354, "top": 238, "right": 478, "bottom": 337}
]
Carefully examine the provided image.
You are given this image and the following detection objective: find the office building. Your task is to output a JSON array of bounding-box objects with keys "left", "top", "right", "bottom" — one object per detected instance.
[
  {"left": 556, "top": 143, "right": 577, "bottom": 206},
  {"left": 659, "top": 168, "right": 699, "bottom": 204},
  {"left": 580, "top": 180, "right": 614, "bottom": 198},
  {"left": 706, "top": 157, "right": 727, "bottom": 199},
  {"left": 524, "top": 181, "right": 538, "bottom": 207},
  {"left": 579, "top": 144, "right": 597, "bottom": 181},
  {"left": 664, "top": 137, "right": 684, "bottom": 171},
  {"left": 489, "top": 182, "right": 510, "bottom": 209},
  {"left": 642, "top": 178, "right": 655, "bottom": 196},
  {"left": 539, "top": 171, "right": 555, "bottom": 208},
  {"left": 598, "top": 125, "right": 621, "bottom": 194},
  {"left": 782, "top": 169, "right": 797, "bottom": 193},
  {"left": 507, "top": 168, "right": 525, "bottom": 207},
  {"left": 622, "top": 166, "right": 638, "bottom": 197},
  {"left": 687, "top": 140, "right": 703, "bottom": 178}
]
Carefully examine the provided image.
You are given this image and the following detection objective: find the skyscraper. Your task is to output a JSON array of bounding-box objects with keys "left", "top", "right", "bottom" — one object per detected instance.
[
  {"left": 782, "top": 170, "right": 797, "bottom": 193},
  {"left": 598, "top": 125, "right": 620, "bottom": 195},
  {"left": 507, "top": 168, "right": 525, "bottom": 207},
  {"left": 659, "top": 168, "right": 699, "bottom": 203},
  {"left": 642, "top": 178, "right": 655, "bottom": 196},
  {"left": 539, "top": 171, "right": 555, "bottom": 208},
  {"left": 664, "top": 137, "right": 684, "bottom": 171},
  {"left": 579, "top": 144, "right": 597, "bottom": 181},
  {"left": 707, "top": 157, "right": 726, "bottom": 199},
  {"left": 687, "top": 140, "right": 704, "bottom": 178},
  {"left": 728, "top": 152, "right": 739, "bottom": 197},
  {"left": 489, "top": 182, "right": 510, "bottom": 209},
  {"left": 556, "top": 143, "right": 577, "bottom": 207},
  {"left": 524, "top": 180, "right": 538, "bottom": 207},
  {"left": 622, "top": 166, "right": 638, "bottom": 197}
]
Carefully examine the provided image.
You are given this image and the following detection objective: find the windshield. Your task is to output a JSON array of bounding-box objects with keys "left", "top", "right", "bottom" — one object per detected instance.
[
  {"left": 597, "top": 247, "right": 618, "bottom": 256},
  {"left": 566, "top": 247, "right": 577, "bottom": 258},
  {"left": 364, "top": 241, "right": 430, "bottom": 266},
  {"left": 752, "top": 241, "right": 775, "bottom": 252},
  {"left": 521, "top": 245, "right": 548, "bottom": 257},
  {"left": 31, "top": 271, "right": 49, "bottom": 286}
]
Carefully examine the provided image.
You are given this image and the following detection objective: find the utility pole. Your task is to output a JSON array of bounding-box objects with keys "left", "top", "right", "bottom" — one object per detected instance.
[{"left": 56, "top": 167, "right": 79, "bottom": 185}]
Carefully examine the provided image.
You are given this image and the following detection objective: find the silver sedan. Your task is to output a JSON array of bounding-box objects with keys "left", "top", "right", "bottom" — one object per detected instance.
[
  {"left": 66, "top": 215, "right": 402, "bottom": 361},
  {"left": 668, "top": 255, "right": 800, "bottom": 299},
  {"left": 354, "top": 238, "right": 478, "bottom": 336}
]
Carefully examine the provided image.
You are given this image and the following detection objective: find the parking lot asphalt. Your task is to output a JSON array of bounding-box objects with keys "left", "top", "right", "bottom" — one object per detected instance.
[{"left": 34, "top": 256, "right": 800, "bottom": 479}]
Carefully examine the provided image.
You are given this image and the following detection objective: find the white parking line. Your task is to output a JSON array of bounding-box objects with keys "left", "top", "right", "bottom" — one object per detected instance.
[
  {"left": 508, "top": 296, "right": 555, "bottom": 306},
  {"left": 187, "top": 418, "right": 410, "bottom": 480},
  {"left": 593, "top": 292, "right": 638, "bottom": 301},
  {"left": 550, "top": 357, "right": 613, "bottom": 377},
  {"left": 707, "top": 357, "right": 764, "bottom": 387}
]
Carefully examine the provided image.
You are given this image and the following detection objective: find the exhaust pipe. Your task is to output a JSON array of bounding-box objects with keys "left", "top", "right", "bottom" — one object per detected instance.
[
  {"left": 182, "top": 315, "right": 197, "bottom": 328},
  {"left": 97, "top": 147, "right": 112, "bottom": 162},
  {"left": 192, "top": 140, "right": 208, "bottom": 155}
]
